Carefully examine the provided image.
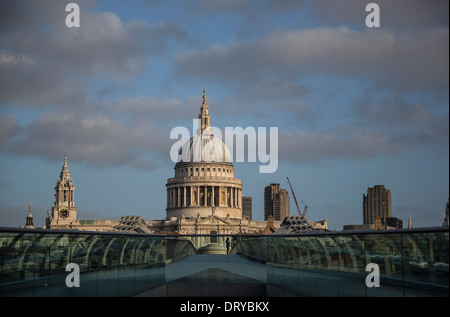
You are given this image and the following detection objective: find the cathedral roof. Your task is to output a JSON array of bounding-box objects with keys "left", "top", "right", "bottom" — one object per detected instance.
[
  {"left": 177, "top": 133, "right": 232, "bottom": 163},
  {"left": 275, "top": 215, "right": 328, "bottom": 234},
  {"left": 60, "top": 157, "right": 71, "bottom": 179}
]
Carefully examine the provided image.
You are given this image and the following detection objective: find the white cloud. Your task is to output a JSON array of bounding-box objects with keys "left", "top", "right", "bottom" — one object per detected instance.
[
  {"left": 1, "top": 112, "right": 172, "bottom": 170},
  {"left": 0, "top": 50, "right": 34, "bottom": 67},
  {"left": 0, "top": 2, "right": 188, "bottom": 107},
  {"left": 0, "top": 115, "right": 20, "bottom": 145},
  {"left": 175, "top": 26, "right": 448, "bottom": 93},
  {"left": 278, "top": 118, "right": 448, "bottom": 165},
  {"left": 114, "top": 96, "right": 187, "bottom": 119}
]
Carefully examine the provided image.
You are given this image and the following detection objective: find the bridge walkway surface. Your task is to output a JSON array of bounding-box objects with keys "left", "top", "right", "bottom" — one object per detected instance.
[{"left": 139, "top": 254, "right": 267, "bottom": 297}]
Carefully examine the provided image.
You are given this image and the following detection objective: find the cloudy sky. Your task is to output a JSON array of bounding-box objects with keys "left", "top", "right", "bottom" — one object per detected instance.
[{"left": 0, "top": 0, "right": 448, "bottom": 230}]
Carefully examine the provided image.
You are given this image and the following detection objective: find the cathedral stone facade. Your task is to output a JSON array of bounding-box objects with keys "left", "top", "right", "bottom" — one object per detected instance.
[
  {"left": 152, "top": 90, "right": 275, "bottom": 238},
  {"left": 48, "top": 157, "right": 78, "bottom": 228},
  {"left": 46, "top": 157, "right": 119, "bottom": 231},
  {"left": 45, "top": 91, "right": 279, "bottom": 242}
]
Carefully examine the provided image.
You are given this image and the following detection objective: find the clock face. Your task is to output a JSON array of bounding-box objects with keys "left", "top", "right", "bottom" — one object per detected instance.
[{"left": 59, "top": 209, "right": 70, "bottom": 219}]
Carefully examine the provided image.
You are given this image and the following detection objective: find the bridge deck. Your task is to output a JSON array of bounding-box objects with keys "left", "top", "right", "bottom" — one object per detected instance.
[
  {"left": 143, "top": 254, "right": 267, "bottom": 297},
  {"left": 167, "top": 254, "right": 266, "bottom": 283}
]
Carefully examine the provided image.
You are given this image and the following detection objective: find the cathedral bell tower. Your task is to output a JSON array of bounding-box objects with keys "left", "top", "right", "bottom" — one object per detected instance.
[{"left": 50, "top": 157, "right": 77, "bottom": 226}]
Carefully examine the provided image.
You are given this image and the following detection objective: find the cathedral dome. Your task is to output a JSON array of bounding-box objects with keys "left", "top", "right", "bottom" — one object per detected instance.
[
  {"left": 177, "top": 132, "right": 232, "bottom": 163},
  {"left": 166, "top": 90, "right": 242, "bottom": 222},
  {"left": 176, "top": 89, "right": 232, "bottom": 164}
]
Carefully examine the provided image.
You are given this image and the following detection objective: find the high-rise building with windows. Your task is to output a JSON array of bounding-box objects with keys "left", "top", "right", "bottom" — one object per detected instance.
[
  {"left": 242, "top": 196, "right": 252, "bottom": 220},
  {"left": 363, "top": 185, "right": 392, "bottom": 225},
  {"left": 264, "top": 183, "right": 290, "bottom": 221}
]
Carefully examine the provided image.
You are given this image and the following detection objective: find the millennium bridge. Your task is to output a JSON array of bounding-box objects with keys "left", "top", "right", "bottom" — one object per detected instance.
[{"left": 0, "top": 226, "right": 448, "bottom": 297}]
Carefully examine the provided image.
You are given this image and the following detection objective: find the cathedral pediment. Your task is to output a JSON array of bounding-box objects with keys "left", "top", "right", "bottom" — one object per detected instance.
[{"left": 197, "top": 215, "right": 231, "bottom": 225}]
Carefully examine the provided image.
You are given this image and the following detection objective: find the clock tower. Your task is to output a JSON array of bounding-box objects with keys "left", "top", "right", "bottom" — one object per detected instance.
[{"left": 50, "top": 157, "right": 78, "bottom": 227}]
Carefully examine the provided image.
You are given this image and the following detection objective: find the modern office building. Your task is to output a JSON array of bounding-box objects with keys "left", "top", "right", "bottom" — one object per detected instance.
[
  {"left": 363, "top": 185, "right": 392, "bottom": 225},
  {"left": 343, "top": 185, "right": 402, "bottom": 231},
  {"left": 242, "top": 195, "right": 252, "bottom": 220},
  {"left": 264, "top": 183, "right": 290, "bottom": 221}
]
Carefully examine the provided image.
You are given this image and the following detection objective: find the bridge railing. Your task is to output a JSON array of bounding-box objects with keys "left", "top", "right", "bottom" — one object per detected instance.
[
  {"left": 233, "top": 227, "right": 449, "bottom": 296},
  {"left": 1, "top": 227, "right": 448, "bottom": 297},
  {"left": 0, "top": 227, "right": 195, "bottom": 297},
  {"left": 230, "top": 237, "right": 267, "bottom": 262}
]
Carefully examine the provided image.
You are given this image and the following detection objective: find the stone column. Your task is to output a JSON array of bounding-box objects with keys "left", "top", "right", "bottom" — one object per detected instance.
[
  {"left": 183, "top": 186, "right": 186, "bottom": 207},
  {"left": 238, "top": 189, "right": 241, "bottom": 208},
  {"left": 172, "top": 188, "right": 175, "bottom": 208},
  {"left": 177, "top": 187, "right": 181, "bottom": 207},
  {"left": 231, "top": 187, "right": 234, "bottom": 208},
  {"left": 168, "top": 188, "right": 171, "bottom": 208},
  {"left": 212, "top": 186, "right": 215, "bottom": 207},
  {"left": 197, "top": 185, "right": 200, "bottom": 206},
  {"left": 173, "top": 188, "right": 176, "bottom": 208}
]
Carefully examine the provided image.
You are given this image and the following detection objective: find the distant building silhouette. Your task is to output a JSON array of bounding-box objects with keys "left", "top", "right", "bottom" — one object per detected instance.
[
  {"left": 242, "top": 195, "right": 252, "bottom": 220},
  {"left": 21, "top": 203, "right": 35, "bottom": 229},
  {"left": 383, "top": 216, "right": 402, "bottom": 229},
  {"left": 363, "top": 185, "right": 392, "bottom": 225},
  {"left": 444, "top": 198, "right": 449, "bottom": 227},
  {"left": 344, "top": 184, "right": 401, "bottom": 231},
  {"left": 264, "top": 183, "right": 290, "bottom": 221}
]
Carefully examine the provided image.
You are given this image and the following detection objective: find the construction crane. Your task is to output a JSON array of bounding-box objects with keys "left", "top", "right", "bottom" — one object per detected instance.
[{"left": 286, "top": 177, "right": 308, "bottom": 217}]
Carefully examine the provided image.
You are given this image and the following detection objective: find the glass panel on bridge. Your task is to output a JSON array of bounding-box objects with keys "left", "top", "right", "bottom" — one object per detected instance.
[{"left": 0, "top": 227, "right": 448, "bottom": 297}]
